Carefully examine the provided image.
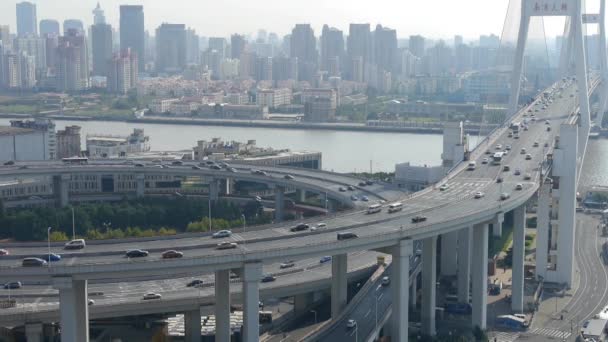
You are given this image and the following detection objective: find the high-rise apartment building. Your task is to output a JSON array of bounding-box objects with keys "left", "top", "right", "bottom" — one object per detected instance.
[
  {"left": 44, "top": 35, "right": 58, "bottom": 73},
  {"left": 13, "top": 36, "right": 46, "bottom": 72},
  {"left": 107, "top": 49, "right": 138, "bottom": 94},
  {"left": 0, "top": 26, "right": 11, "bottom": 51},
  {"left": 55, "top": 29, "right": 89, "bottom": 92},
  {"left": 1, "top": 52, "right": 36, "bottom": 89},
  {"left": 56, "top": 125, "right": 81, "bottom": 159},
  {"left": 208, "top": 37, "right": 227, "bottom": 59},
  {"left": 255, "top": 56, "right": 272, "bottom": 81},
  {"left": 92, "top": 23, "right": 113, "bottom": 76},
  {"left": 320, "top": 25, "right": 344, "bottom": 75},
  {"left": 16, "top": 2, "right": 37, "bottom": 37},
  {"left": 347, "top": 24, "right": 371, "bottom": 80},
  {"left": 290, "top": 24, "right": 317, "bottom": 82},
  {"left": 120, "top": 5, "right": 145, "bottom": 71},
  {"left": 185, "top": 28, "right": 200, "bottom": 64},
  {"left": 155, "top": 23, "right": 187, "bottom": 72},
  {"left": 39, "top": 20, "right": 60, "bottom": 37},
  {"left": 409, "top": 35, "right": 426, "bottom": 58},
  {"left": 231, "top": 34, "right": 247, "bottom": 59}
]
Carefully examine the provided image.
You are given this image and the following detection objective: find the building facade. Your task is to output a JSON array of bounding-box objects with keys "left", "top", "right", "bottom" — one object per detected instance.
[
  {"left": 56, "top": 125, "right": 81, "bottom": 159},
  {"left": 120, "top": 5, "right": 145, "bottom": 72},
  {"left": 107, "top": 49, "right": 138, "bottom": 94}
]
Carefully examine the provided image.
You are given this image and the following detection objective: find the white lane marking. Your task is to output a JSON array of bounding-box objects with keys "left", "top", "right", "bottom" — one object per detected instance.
[
  {"left": 364, "top": 309, "right": 371, "bottom": 318},
  {"left": 378, "top": 293, "right": 384, "bottom": 301}
]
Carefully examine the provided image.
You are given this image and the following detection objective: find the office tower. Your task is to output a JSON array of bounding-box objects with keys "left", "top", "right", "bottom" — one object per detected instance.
[
  {"left": 155, "top": 23, "right": 186, "bottom": 72},
  {"left": 373, "top": 24, "right": 398, "bottom": 73},
  {"left": 320, "top": 25, "right": 344, "bottom": 74},
  {"left": 92, "top": 2, "right": 106, "bottom": 25},
  {"left": 255, "top": 56, "right": 272, "bottom": 81},
  {"left": 208, "top": 37, "right": 227, "bottom": 59},
  {"left": 91, "top": 23, "right": 113, "bottom": 76},
  {"left": 427, "top": 40, "right": 453, "bottom": 76},
  {"left": 185, "top": 28, "right": 200, "bottom": 64},
  {"left": 44, "top": 34, "right": 58, "bottom": 73},
  {"left": 107, "top": 48, "right": 138, "bottom": 94},
  {"left": 290, "top": 24, "right": 317, "bottom": 82},
  {"left": 409, "top": 35, "right": 426, "bottom": 58},
  {"left": 479, "top": 34, "right": 500, "bottom": 48},
  {"left": 16, "top": 2, "right": 37, "bottom": 37},
  {"left": 231, "top": 34, "right": 247, "bottom": 59},
  {"left": 63, "top": 20, "right": 84, "bottom": 34},
  {"left": 238, "top": 51, "right": 256, "bottom": 78},
  {"left": 351, "top": 56, "right": 364, "bottom": 82},
  {"left": 257, "top": 29, "right": 268, "bottom": 43},
  {"left": 347, "top": 23, "right": 371, "bottom": 64},
  {"left": 0, "top": 26, "right": 12, "bottom": 52},
  {"left": 13, "top": 36, "right": 46, "bottom": 73},
  {"left": 120, "top": 5, "right": 145, "bottom": 71},
  {"left": 455, "top": 43, "right": 472, "bottom": 73},
  {"left": 40, "top": 20, "right": 60, "bottom": 37},
  {"left": 56, "top": 29, "right": 89, "bottom": 91}
]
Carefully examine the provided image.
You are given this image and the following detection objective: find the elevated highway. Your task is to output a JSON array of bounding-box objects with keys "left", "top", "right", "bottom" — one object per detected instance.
[{"left": 0, "top": 76, "right": 597, "bottom": 342}]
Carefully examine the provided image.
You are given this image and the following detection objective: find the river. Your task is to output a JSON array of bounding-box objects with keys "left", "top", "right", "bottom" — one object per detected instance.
[{"left": 1, "top": 118, "right": 605, "bottom": 187}]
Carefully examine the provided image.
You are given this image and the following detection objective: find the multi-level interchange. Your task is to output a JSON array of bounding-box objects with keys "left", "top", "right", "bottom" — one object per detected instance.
[{"left": 1, "top": 0, "right": 607, "bottom": 341}]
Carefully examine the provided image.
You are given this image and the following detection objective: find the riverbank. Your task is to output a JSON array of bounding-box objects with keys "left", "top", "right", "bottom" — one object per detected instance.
[{"left": 0, "top": 112, "right": 496, "bottom": 135}]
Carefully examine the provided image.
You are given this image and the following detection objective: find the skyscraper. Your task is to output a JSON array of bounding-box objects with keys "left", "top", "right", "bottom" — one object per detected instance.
[
  {"left": 347, "top": 24, "right": 371, "bottom": 79},
  {"left": 92, "top": 2, "right": 106, "bottom": 25},
  {"left": 63, "top": 20, "right": 84, "bottom": 34},
  {"left": 120, "top": 5, "right": 145, "bottom": 71},
  {"left": 290, "top": 24, "right": 317, "bottom": 83},
  {"left": 0, "top": 26, "right": 11, "bottom": 51},
  {"left": 92, "top": 23, "right": 113, "bottom": 76},
  {"left": 373, "top": 25, "right": 398, "bottom": 73},
  {"left": 39, "top": 20, "right": 60, "bottom": 37},
  {"left": 16, "top": 2, "right": 37, "bottom": 37},
  {"left": 56, "top": 29, "right": 89, "bottom": 91},
  {"left": 409, "top": 35, "right": 426, "bottom": 58},
  {"left": 320, "top": 25, "right": 344, "bottom": 75},
  {"left": 185, "top": 28, "right": 200, "bottom": 64},
  {"left": 208, "top": 37, "right": 227, "bottom": 59},
  {"left": 155, "top": 23, "right": 187, "bottom": 72},
  {"left": 231, "top": 34, "right": 247, "bottom": 59}
]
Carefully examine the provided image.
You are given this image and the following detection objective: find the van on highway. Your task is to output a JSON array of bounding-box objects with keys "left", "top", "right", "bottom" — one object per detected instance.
[{"left": 337, "top": 232, "right": 358, "bottom": 240}]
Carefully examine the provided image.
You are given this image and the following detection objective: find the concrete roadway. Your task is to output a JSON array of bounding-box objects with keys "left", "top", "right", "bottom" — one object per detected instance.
[
  {"left": 0, "top": 81, "right": 579, "bottom": 280},
  {"left": 0, "top": 251, "right": 384, "bottom": 325}
]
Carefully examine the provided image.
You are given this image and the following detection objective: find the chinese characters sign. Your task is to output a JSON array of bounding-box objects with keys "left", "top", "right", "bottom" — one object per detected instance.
[{"left": 524, "top": 0, "right": 575, "bottom": 16}]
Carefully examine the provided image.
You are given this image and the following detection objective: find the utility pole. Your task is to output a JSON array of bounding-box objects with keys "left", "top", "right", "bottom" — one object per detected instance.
[{"left": 71, "top": 206, "right": 75, "bottom": 240}]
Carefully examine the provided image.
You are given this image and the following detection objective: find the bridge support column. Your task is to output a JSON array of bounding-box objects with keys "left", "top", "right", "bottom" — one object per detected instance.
[
  {"left": 331, "top": 253, "right": 348, "bottom": 318},
  {"left": 136, "top": 174, "right": 145, "bottom": 198},
  {"left": 298, "top": 189, "right": 306, "bottom": 202},
  {"left": 53, "top": 174, "right": 70, "bottom": 208},
  {"left": 471, "top": 223, "right": 488, "bottom": 330},
  {"left": 536, "top": 183, "right": 551, "bottom": 280},
  {"left": 242, "top": 262, "right": 262, "bottom": 342},
  {"left": 215, "top": 269, "right": 231, "bottom": 342},
  {"left": 25, "top": 323, "right": 43, "bottom": 342},
  {"left": 184, "top": 309, "right": 202, "bottom": 342},
  {"left": 53, "top": 277, "right": 89, "bottom": 342},
  {"left": 492, "top": 212, "right": 504, "bottom": 238},
  {"left": 225, "top": 177, "right": 232, "bottom": 195},
  {"left": 421, "top": 236, "right": 437, "bottom": 336},
  {"left": 512, "top": 205, "right": 526, "bottom": 313},
  {"left": 440, "top": 231, "right": 458, "bottom": 276},
  {"left": 555, "top": 124, "right": 578, "bottom": 286},
  {"left": 410, "top": 273, "right": 417, "bottom": 309},
  {"left": 391, "top": 238, "right": 413, "bottom": 342},
  {"left": 209, "top": 178, "right": 219, "bottom": 202},
  {"left": 457, "top": 226, "right": 472, "bottom": 304},
  {"left": 274, "top": 186, "right": 285, "bottom": 222}
]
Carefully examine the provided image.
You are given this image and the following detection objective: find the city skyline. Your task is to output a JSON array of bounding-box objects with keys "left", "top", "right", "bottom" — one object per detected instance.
[{"left": 1, "top": 0, "right": 529, "bottom": 40}]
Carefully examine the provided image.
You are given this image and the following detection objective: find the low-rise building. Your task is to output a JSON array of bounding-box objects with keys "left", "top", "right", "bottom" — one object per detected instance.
[
  {"left": 222, "top": 104, "right": 268, "bottom": 119},
  {"left": 87, "top": 128, "right": 150, "bottom": 158},
  {"left": 0, "top": 126, "right": 50, "bottom": 162},
  {"left": 150, "top": 98, "right": 179, "bottom": 114},
  {"left": 56, "top": 125, "right": 82, "bottom": 159},
  {"left": 257, "top": 88, "right": 292, "bottom": 109},
  {"left": 169, "top": 101, "right": 199, "bottom": 116},
  {"left": 193, "top": 138, "right": 257, "bottom": 159},
  {"left": 304, "top": 96, "right": 335, "bottom": 122},
  {"left": 10, "top": 119, "right": 56, "bottom": 159}
]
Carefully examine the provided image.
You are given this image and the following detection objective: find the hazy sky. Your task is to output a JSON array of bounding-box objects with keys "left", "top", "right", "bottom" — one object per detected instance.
[
  {"left": 1, "top": 0, "right": 599, "bottom": 40},
  {"left": 0, "top": 0, "right": 515, "bottom": 39}
]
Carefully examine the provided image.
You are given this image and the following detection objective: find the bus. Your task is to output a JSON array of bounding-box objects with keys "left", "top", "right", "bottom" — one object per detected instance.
[
  {"left": 496, "top": 315, "right": 528, "bottom": 330},
  {"left": 492, "top": 152, "right": 505, "bottom": 165},
  {"left": 367, "top": 203, "right": 382, "bottom": 214},
  {"left": 388, "top": 202, "right": 403, "bottom": 213},
  {"left": 62, "top": 157, "right": 89, "bottom": 165}
]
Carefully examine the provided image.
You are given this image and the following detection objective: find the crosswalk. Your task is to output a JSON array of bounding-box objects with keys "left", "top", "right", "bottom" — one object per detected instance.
[{"left": 528, "top": 327, "right": 572, "bottom": 339}]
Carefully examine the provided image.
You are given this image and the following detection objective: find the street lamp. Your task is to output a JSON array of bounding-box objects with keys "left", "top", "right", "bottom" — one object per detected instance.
[
  {"left": 71, "top": 206, "right": 76, "bottom": 240},
  {"left": 241, "top": 214, "right": 246, "bottom": 249},
  {"left": 208, "top": 196, "right": 212, "bottom": 231},
  {"left": 47, "top": 227, "right": 52, "bottom": 267}
]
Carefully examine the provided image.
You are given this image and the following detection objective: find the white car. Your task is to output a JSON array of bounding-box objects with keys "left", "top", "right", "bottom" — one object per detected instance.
[
  {"left": 381, "top": 276, "right": 390, "bottom": 286},
  {"left": 64, "top": 239, "right": 86, "bottom": 250},
  {"left": 346, "top": 319, "right": 357, "bottom": 329},
  {"left": 515, "top": 184, "right": 523, "bottom": 191},
  {"left": 439, "top": 184, "right": 449, "bottom": 191},
  {"left": 212, "top": 230, "right": 232, "bottom": 238},
  {"left": 474, "top": 192, "right": 485, "bottom": 199},
  {"left": 317, "top": 223, "right": 327, "bottom": 229}
]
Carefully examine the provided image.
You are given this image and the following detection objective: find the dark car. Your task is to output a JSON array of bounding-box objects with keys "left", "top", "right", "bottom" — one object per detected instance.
[
  {"left": 192, "top": 165, "right": 202, "bottom": 170},
  {"left": 134, "top": 163, "right": 145, "bottom": 167},
  {"left": 284, "top": 174, "right": 295, "bottom": 180},
  {"left": 411, "top": 216, "right": 427, "bottom": 223},
  {"left": 358, "top": 182, "right": 366, "bottom": 187},
  {"left": 22, "top": 257, "right": 47, "bottom": 267},
  {"left": 261, "top": 275, "right": 276, "bottom": 283},
  {"left": 4, "top": 281, "right": 22, "bottom": 289},
  {"left": 3, "top": 160, "right": 15, "bottom": 165},
  {"left": 337, "top": 232, "right": 358, "bottom": 240},
  {"left": 161, "top": 250, "right": 183, "bottom": 259},
  {"left": 290, "top": 223, "right": 309, "bottom": 232},
  {"left": 365, "top": 180, "right": 374, "bottom": 185},
  {"left": 496, "top": 177, "right": 503, "bottom": 183},
  {"left": 210, "top": 165, "right": 222, "bottom": 170},
  {"left": 171, "top": 160, "right": 183, "bottom": 166},
  {"left": 445, "top": 303, "right": 472, "bottom": 315},
  {"left": 39, "top": 253, "right": 61, "bottom": 262},
  {"left": 186, "top": 279, "right": 204, "bottom": 287},
  {"left": 126, "top": 249, "right": 149, "bottom": 258}
]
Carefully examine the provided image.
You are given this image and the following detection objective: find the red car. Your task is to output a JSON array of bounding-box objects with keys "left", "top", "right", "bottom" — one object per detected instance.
[{"left": 161, "top": 250, "right": 183, "bottom": 259}]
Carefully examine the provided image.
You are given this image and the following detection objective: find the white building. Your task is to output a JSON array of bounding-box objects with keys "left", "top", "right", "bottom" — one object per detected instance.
[
  {"left": 150, "top": 98, "right": 179, "bottom": 114},
  {"left": 87, "top": 129, "right": 150, "bottom": 158},
  {"left": 257, "top": 88, "right": 292, "bottom": 108}
]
